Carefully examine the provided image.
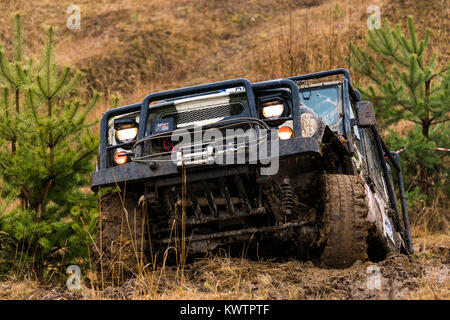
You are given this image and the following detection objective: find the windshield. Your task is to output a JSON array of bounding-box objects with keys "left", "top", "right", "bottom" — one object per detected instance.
[{"left": 299, "top": 86, "right": 339, "bottom": 125}]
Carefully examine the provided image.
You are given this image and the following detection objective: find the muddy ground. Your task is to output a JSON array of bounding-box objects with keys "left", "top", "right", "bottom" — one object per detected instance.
[{"left": 1, "top": 234, "right": 448, "bottom": 300}]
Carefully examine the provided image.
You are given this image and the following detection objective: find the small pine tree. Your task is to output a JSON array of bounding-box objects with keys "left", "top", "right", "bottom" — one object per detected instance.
[
  {"left": 349, "top": 16, "right": 449, "bottom": 198},
  {"left": 0, "top": 16, "right": 101, "bottom": 212},
  {"left": 0, "top": 13, "right": 31, "bottom": 155},
  {"left": 0, "top": 13, "right": 100, "bottom": 277}
]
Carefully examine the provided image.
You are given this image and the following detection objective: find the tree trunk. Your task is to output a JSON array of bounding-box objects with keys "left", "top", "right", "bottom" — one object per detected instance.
[
  {"left": 419, "top": 118, "right": 431, "bottom": 197},
  {"left": 422, "top": 119, "right": 430, "bottom": 140}
]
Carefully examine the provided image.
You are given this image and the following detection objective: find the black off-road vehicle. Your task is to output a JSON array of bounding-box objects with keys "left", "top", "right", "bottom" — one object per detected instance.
[{"left": 92, "top": 69, "right": 413, "bottom": 278}]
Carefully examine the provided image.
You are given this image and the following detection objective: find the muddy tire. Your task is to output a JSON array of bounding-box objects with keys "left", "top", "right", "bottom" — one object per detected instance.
[
  {"left": 95, "top": 192, "right": 148, "bottom": 283},
  {"left": 319, "top": 174, "right": 369, "bottom": 268}
]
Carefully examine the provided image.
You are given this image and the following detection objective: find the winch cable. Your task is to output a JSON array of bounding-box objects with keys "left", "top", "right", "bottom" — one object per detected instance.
[
  {"left": 131, "top": 131, "right": 271, "bottom": 163},
  {"left": 131, "top": 117, "right": 270, "bottom": 149},
  {"left": 130, "top": 117, "right": 273, "bottom": 163}
]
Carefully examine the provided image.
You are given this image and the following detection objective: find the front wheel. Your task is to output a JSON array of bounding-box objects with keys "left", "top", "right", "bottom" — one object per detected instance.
[
  {"left": 95, "top": 192, "right": 148, "bottom": 283},
  {"left": 319, "top": 174, "right": 370, "bottom": 268}
]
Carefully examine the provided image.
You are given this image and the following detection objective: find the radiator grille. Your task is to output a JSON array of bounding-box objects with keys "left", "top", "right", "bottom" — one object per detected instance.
[{"left": 162, "top": 103, "right": 243, "bottom": 126}]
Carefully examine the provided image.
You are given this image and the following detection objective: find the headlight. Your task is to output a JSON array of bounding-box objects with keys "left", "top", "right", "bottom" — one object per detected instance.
[
  {"left": 115, "top": 127, "right": 138, "bottom": 143},
  {"left": 114, "top": 117, "right": 138, "bottom": 143},
  {"left": 261, "top": 101, "right": 285, "bottom": 119},
  {"left": 301, "top": 113, "right": 318, "bottom": 137}
]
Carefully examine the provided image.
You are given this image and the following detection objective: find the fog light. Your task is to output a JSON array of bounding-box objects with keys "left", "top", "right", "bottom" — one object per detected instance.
[
  {"left": 278, "top": 126, "right": 293, "bottom": 140},
  {"left": 114, "top": 151, "right": 128, "bottom": 165}
]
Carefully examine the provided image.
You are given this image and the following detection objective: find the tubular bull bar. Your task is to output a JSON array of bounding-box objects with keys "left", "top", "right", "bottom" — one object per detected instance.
[
  {"left": 93, "top": 69, "right": 359, "bottom": 189},
  {"left": 93, "top": 75, "right": 326, "bottom": 187},
  {"left": 96, "top": 69, "right": 357, "bottom": 172}
]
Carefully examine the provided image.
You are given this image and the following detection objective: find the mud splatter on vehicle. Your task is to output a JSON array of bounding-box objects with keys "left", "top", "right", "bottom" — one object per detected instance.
[{"left": 91, "top": 69, "right": 413, "bottom": 281}]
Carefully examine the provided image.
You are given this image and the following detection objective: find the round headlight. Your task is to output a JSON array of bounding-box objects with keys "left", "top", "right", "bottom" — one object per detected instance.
[
  {"left": 262, "top": 101, "right": 285, "bottom": 119},
  {"left": 115, "top": 127, "right": 138, "bottom": 143}
]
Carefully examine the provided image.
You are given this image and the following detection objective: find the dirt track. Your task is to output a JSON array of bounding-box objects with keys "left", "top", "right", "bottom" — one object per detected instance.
[{"left": 1, "top": 234, "right": 448, "bottom": 300}]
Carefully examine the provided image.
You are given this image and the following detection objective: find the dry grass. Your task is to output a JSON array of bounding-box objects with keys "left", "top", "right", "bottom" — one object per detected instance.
[
  {"left": 0, "top": 0, "right": 449, "bottom": 300},
  {"left": 409, "top": 233, "right": 450, "bottom": 300},
  {"left": 0, "top": 183, "right": 446, "bottom": 300},
  {"left": 0, "top": 280, "right": 40, "bottom": 299},
  {"left": 1, "top": 230, "right": 448, "bottom": 300},
  {"left": 2, "top": 0, "right": 448, "bottom": 149},
  {"left": 2, "top": 0, "right": 448, "bottom": 108},
  {"left": 408, "top": 172, "right": 450, "bottom": 235},
  {"left": 0, "top": 178, "right": 448, "bottom": 301}
]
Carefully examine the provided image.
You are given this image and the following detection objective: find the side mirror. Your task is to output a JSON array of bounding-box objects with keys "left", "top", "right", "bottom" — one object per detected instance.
[{"left": 356, "top": 101, "right": 376, "bottom": 128}]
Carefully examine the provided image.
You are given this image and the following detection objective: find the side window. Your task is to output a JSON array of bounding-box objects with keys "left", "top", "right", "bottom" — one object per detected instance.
[
  {"left": 349, "top": 102, "right": 363, "bottom": 162},
  {"left": 361, "top": 129, "right": 388, "bottom": 197},
  {"left": 349, "top": 105, "right": 361, "bottom": 141}
]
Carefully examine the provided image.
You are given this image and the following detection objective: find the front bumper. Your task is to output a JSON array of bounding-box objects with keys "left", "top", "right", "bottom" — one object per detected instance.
[{"left": 91, "top": 137, "right": 321, "bottom": 189}]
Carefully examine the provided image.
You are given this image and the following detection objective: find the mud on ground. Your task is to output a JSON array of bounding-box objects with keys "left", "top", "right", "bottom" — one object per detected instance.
[{"left": 0, "top": 234, "right": 448, "bottom": 300}]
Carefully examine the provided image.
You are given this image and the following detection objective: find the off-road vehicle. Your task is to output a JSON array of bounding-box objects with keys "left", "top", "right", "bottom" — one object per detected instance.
[{"left": 92, "top": 69, "right": 413, "bottom": 278}]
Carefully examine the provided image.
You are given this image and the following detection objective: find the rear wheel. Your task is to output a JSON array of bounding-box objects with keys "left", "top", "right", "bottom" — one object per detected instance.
[
  {"left": 319, "top": 174, "right": 370, "bottom": 268},
  {"left": 95, "top": 192, "right": 148, "bottom": 284}
]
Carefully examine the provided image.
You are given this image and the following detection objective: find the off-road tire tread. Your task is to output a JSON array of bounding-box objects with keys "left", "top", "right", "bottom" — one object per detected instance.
[
  {"left": 96, "top": 192, "right": 147, "bottom": 281},
  {"left": 321, "top": 174, "right": 369, "bottom": 268}
]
